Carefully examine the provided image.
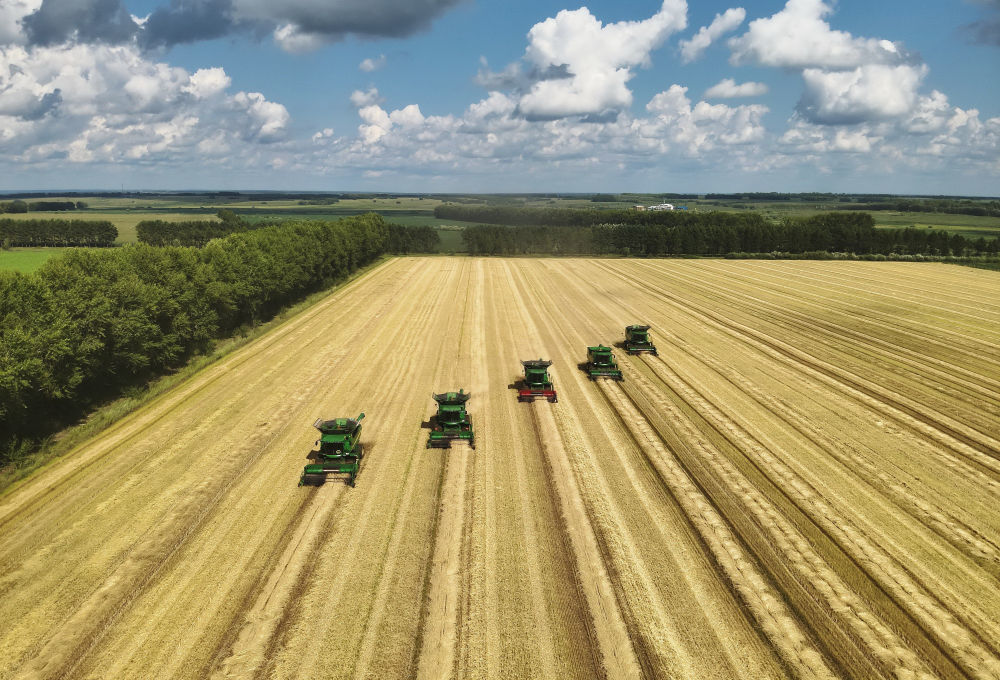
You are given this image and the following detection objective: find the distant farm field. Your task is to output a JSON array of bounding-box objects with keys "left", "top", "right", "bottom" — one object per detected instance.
[
  {"left": 2, "top": 258, "right": 998, "bottom": 679},
  {"left": 0, "top": 247, "right": 70, "bottom": 272}
]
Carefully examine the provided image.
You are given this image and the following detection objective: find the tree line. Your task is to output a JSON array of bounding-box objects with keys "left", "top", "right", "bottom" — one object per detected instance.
[
  {"left": 1, "top": 219, "right": 118, "bottom": 247},
  {"left": 136, "top": 210, "right": 258, "bottom": 246},
  {"left": 0, "top": 200, "right": 87, "bottom": 213},
  {"left": 462, "top": 213, "right": 1000, "bottom": 257},
  {"left": 838, "top": 199, "right": 1000, "bottom": 217},
  {"left": 136, "top": 214, "right": 439, "bottom": 253},
  {"left": 385, "top": 224, "right": 439, "bottom": 253},
  {"left": 0, "top": 214, "right": 389, "bottom": 465}
]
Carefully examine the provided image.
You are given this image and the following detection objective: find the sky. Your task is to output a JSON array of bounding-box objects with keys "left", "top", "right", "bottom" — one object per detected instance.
[{"left": 1, "top": 0, "right": 998, "bottom": 194}]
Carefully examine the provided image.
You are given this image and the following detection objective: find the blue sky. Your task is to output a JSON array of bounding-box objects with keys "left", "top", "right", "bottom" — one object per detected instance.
[{"left": 1, "top": 0, "right": 998, "bottom": 194}]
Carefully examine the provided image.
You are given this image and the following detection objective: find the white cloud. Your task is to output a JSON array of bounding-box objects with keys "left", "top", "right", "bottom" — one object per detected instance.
[
  {"left": 0, "top": 42, "right": 289, "bottom": 165},
  {"left": 728, "top": 0, "right": 908, "bottom": 70},
  {"left": 350, "top": 87, "right": 382, "bottom": 108},
  {"left": 185, "top": 67, "right": 231, "bottom": 99},
  {"left": 359, "top": 54, "right": 386, "bottom": 72},
  {"left": 516, "top": 0, "right": 688, "bottom": 120},
  {"left": 798, "top": 63, "right": 926, "bottom": 124},
  {"left": 704, "top": 78, "right": 768, "bottom": 99},
  {"left": 0, "top": 0, "right": 41, "bottom": 44},
  {"left": 679, "top": 7, "right": 745, "bottom": 62}
]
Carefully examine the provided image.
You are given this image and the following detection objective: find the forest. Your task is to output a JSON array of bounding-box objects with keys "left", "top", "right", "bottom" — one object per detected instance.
[
  {"left": 1, "top": 218, "right": 118, "bottom": 246},
  {"left": 0, "top": 214, "right": 390, "bottom": 464},
  {"left": 461, "top": 213, "right": 1000, "bottom": 256}
]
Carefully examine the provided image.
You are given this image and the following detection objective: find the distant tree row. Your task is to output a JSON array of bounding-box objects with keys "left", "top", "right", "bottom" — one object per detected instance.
[
  {"left": 0, "top": 200, "right": 86, "bottom": 213},
  {"left": 436, "top": 204, "right": 778, "bottom": 229},
  {"left": 838, "top": 199, "right": 1000, "bottom": 217},
  {"left": 0, "top": 219, "right": 117, "bottom": 246},
  {"left": 0, "top": 214, "right": 389, "bottom": 465},
  {"left": 385, "top": 224, "right": 439, "bottom": 253},
  {"left": 461, "top": 213, "right": 1000, "bottom": 257},
  {"left": 462, "top": 225, "right": 594, "bottom": 255},
  {"left": 136, "top": 212, "right": 254, "bottom": 246}
]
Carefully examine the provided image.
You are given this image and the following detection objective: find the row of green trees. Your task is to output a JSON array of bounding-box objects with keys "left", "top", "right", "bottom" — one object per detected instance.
[
  {"left": 839, "top": 199, "right": 1000, "bottom": 217},
  {"left": 1, "top": 219, "right": 118, "bottom": 246},
  {"left": 0, "top": 200, "right": 88, "bottom": 213},
  {"left": 0, "top": 214, "right": 389, "bottom": 463},
  {"left": 137, "top": 216, "right": 440, "bottom": 253},
  {"left": 385, "top": 224, "right": 439, "bottom": 253},
  {"left": 462, "top": 214, "right": 1000, "bottom": 256}
]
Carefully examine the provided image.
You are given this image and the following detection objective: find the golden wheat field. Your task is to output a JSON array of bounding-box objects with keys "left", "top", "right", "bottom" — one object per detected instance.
[{"left": 1, "top": 257, "right": 998, "bottom": 680}]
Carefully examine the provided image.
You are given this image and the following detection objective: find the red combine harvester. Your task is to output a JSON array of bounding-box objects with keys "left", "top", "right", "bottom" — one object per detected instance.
[{"left": 517, "top": 359, "right": 558, "bottom": 402}]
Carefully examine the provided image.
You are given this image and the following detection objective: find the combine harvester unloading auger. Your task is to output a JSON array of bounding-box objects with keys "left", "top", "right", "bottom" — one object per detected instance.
[
  {"left": 517, "top": 359, "right": 558, "bottom": 402},
  {"left": 300, "top": 412, "right": 365, "bottom": 486},
  {"left": 427, "top": 390, "right": 476, "bottom": 449},
  {"left": 585, "top": 345, "right": 624, "bottom": 381},
  {"left": 624, "top": 325, "right": 658, "bottom": 355}
]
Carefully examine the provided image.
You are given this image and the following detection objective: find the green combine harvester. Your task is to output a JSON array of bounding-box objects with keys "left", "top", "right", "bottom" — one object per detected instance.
[
  {"left": 518, "top": 359, "right": 558, "bottom": 402},
  {"left": 427, "top": 390, "right": 476, "bottom": 449},
  {"left": 624, "top": 325, "right": 658, "bottom": 355},
  {"left": 586, "top": 345, "right": 623, "bottom": 380},
  {"left": 300, "top": 412, "right": 365, "bottom": 487}
]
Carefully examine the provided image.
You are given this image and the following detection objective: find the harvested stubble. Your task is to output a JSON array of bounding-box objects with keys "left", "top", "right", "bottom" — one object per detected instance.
[{"left": 1, "top": 257, "right": 998, "bottom": 680}]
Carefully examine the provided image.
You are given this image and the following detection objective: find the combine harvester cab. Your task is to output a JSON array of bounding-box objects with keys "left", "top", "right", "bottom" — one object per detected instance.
[
  {"left": 300, "top": 412, "right": 365, "bottom": 487},
  {"left": 518, "top": 359, "right": 558, "bottom": 402},
  {"left": 586, "top": 345, "right": 624, "bottom": 381},
  {"left": 427, "top": 390, "right": 476, "bottom": 449},
  {"left": 624, "top": 325, "right": 658, "bottom": 355}
]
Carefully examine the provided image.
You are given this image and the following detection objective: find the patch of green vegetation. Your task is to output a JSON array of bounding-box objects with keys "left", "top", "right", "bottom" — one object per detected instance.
[
  {"left": 0, "top": 248, "right": 72, "bottom": 272},
  {"left": 872, "top": 212, "right": 1000, "bottom": 238},
  {"left": 436, "top": 227, "right": 465, "bottom": 253}
]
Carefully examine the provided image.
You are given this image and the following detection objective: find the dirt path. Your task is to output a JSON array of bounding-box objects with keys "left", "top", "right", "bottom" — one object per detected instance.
[{"left": 2, "top": 258, "right": 998, "bottom": 679}]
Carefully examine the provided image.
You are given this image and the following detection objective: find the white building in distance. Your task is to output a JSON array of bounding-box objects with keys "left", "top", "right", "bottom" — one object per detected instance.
[{"left": 648, "top": 203, "right": 675, "bottom": 211}]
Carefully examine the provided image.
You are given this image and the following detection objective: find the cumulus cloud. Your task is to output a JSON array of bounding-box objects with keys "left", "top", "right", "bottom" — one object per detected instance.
[
  {"left": 726, "top": 0, "right": 932, "bottom": 128},
  {"left": 704, "top": 78, "right": 767, "bottom": 99},
  {"left": 679, "top": 7, "right": 744, "bottom": 62},
  {"left": 9, "top": 0, "right": 463, "bottom": 52},
  {"left": 728, "top": 0, "right": 911, "bottom": 70},
  {"left": 350, "top": 87, "right": 383, "bottom": 108},
  {"left": 0, "top": 0, "right": 41, "bottom": 45},
  {"left": 0, "top": 42, "right": 289, "bottom": 165},
  {"left": 779, "top": 89, "right": 1000, "bottom": 173},
  {"left": 797, "top": 63, "right": 926, "bottom": 124},
  {"left": 511, "top": 0, "right": 687, "bottom": 120},
  {"left": 359, "top": 54, "right": 386, "bottom": 72}
]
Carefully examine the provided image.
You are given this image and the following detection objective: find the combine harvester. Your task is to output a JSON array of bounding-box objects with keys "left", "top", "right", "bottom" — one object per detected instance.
[
  {"left": 517, "top": 359, "right": 558, "bottom": 402},
  {"left": 427, "top": 390, "right": 476, "bottom": 449},
  {"left": 300, "top": 412, "right": 365, "bottom": 487},
  {"left": 624, "top": 325, "right": 658, "bottom": 355},
  {"left": 586, "top": 345, "right": 623, "bottom": 381}
]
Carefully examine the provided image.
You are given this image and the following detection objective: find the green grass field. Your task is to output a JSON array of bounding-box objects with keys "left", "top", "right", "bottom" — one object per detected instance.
[{"left": 0, "top": 248, "right": 71, "bottom": 273}]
